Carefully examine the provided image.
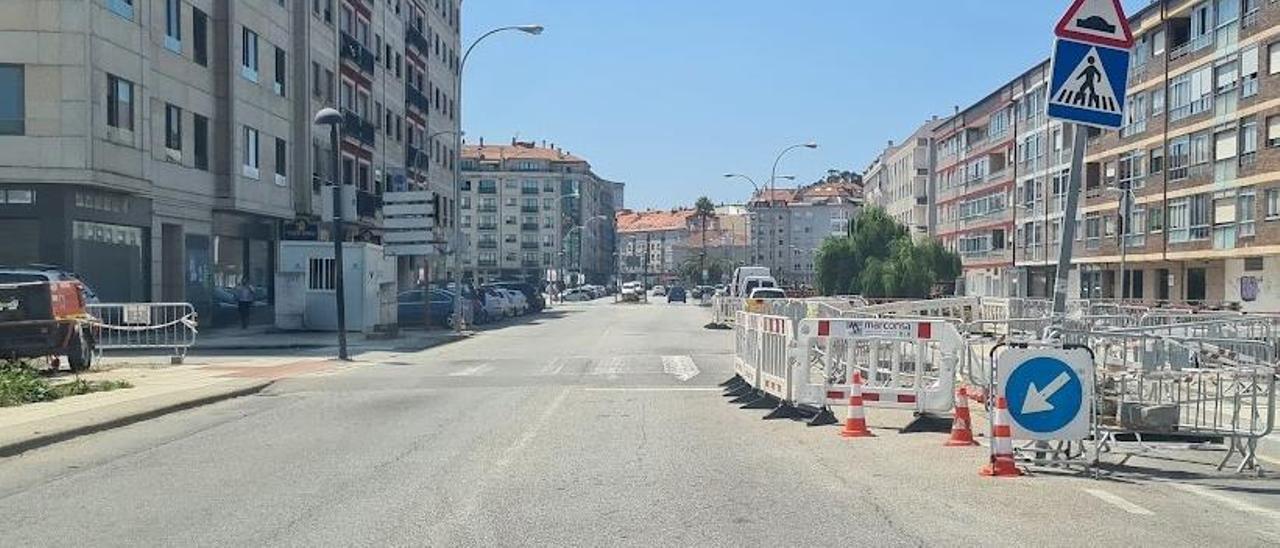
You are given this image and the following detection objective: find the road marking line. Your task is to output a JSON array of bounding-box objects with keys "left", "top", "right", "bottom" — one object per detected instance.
[
  {"left": 448, "top": 363, "right": 492, "bottom": 377},
  {"left": 495, "top": 388, "right": 570, "bottom": 468},
  {"left": 661, "top": 355, "right": 700, "bottom": 382},
  {"left": 1082, "top": 488, "right": 1154, "bottom": 515},
  {"left": 582, "top": 387, "right": 721, "bottom": 392},
  {"left": 539, "top": 357, "right": 564, "bottom": 375},
  {"left": 1169, "top": 482, "right": 1280, "bottom": 520}
]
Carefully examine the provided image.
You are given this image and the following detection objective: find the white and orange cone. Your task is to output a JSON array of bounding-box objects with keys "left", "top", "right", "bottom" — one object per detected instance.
[
  {"left": 945, "top": 387, "right": 979, "bottom": 447},
  {"left": 839, "top": 371, "right": 875, "bottom": 438},
  {"left": 979, "top": 396, "right": 1022, "bottom": 477}
]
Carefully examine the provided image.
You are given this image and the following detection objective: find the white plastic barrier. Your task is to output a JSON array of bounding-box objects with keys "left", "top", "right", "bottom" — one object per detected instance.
[
  {"left": 734, "top": 311, "right": 761, "bottom": 388},
  {"left": 712, "top": 296, "right": 744, "bottom": 325},
  {"left": 756, "top": 315, "right": 793, "bottom": 401},
  {"left": 793, "top": 317, "right": 962, "bottom": 415}
]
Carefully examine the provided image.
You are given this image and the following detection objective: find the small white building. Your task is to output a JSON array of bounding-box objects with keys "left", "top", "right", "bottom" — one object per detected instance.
[{"left": 275, "top": 242, "right": 397, "bottom": 333}]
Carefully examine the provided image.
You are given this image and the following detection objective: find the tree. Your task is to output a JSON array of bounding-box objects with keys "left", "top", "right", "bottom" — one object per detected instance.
[
  {"left": 694, "top": 196, "right": 716, "bottom": 285},
  {"left": 679, "top": 255, "right": 728, "bottom": 286},
  {"left": 814, "top": 206, "right": 962, "bottom": 298}
]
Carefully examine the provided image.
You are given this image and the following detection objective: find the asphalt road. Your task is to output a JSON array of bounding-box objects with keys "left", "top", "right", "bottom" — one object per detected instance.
[{"left": 1, "top": 300, "right": 1278, "bottom": 546}]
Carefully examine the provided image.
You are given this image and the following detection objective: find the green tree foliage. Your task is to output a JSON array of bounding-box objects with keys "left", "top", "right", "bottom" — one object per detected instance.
[
  {"left": 814, "top": 207, "right": 962, "bottom": 298},
  {"left": 679, "top": 255, "right": 729, "bottom": 285}
]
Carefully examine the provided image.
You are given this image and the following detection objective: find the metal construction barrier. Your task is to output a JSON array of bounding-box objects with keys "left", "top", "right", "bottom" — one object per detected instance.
[
  {"left": 87, "top": 302, "right": 199, "bottom": 362},
  {"left": 793, "top": 317, "right": 962, "bottom": 416}
]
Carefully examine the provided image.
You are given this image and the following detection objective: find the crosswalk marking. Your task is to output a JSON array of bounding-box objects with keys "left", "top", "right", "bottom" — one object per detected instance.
[{"left": 661, "top": 355, "right": 700, "bottom": 382}]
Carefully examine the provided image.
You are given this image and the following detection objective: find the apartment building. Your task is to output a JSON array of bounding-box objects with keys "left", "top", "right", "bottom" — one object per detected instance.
[
  {"left": 460, "top": 140, "right": 621, "bottom": 285},
  {"left": 0, "top": 0, "right": 295, "bottom": 323},
  {"left": 863, "top": 118, "right": 943, "bottom": 239},
  {"left": 295, "top": 0, "right": 461, "bottom": 284},
  {"left": 616, "top": 209, "right": 692, "bottom": 285},
  {"left": 1071, "top": 0, "right": 1280, "bottom": 310},
  {"left": 748, "top": 177, "right": 862, "bottom": 286}
]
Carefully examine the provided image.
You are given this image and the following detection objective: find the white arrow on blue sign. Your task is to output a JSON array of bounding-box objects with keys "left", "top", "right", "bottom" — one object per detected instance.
[
  {"left": 996, "top": 346, "right": 1094, "bottom": 441},
  {"left": 1047, "top": 38, "right": 1130, "bottom": 130}
]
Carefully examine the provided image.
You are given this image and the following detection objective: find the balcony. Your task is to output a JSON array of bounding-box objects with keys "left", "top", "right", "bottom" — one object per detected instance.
[
  {"left": 405, "top": 146, "right": 424, "bottom": 169},
  {"left": 520, "top": 205, "right": 539, "bottom": 213},
  {"left": 476, "top": 223, "right": 497, "bottom": 231},
  {"left": 342, "top": 110, "right": 376, "bottom": 147},
  {"left": 477, "top": 205, "right": 497, "bottom": 213},
  {"left": 340, "top": 32, "right": 376, "bottom": 75},
  {"left": 406, "top": 83, "right": 430, "bottom": 112},
  {"left": 522, "top": 260, "right": 541, "bottom": 268},
  {"left": 405, "top": 24, "right": 430, "bottom": 54},
  {"left": 478, "top": 240, "right": 498, "bottom": 249},
  {"left": 522, "top": 186, "right": 540, "bottom": 195},
  {"left": 356, "top": 189, "right": 381, "bottom": 218},
  {"left": 1169, "top": 33, "right": 1212, "bottom": 62},
  {"left": 521, "top": 242, "right": 539, "bottom": 250},
  {"left": 478, "top": 260, "right": 498, "bottom": 268},
  {"left": 477, "top": 185, "right": 497, "bottom": 194},
  {"left": 521, "top": 223, "right": 540, "bottom": 231}
]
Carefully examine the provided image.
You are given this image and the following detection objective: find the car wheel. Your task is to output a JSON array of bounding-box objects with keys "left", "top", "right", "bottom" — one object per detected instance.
[{"left": 67, "top": 326, "right": 93, "bottom": 372}]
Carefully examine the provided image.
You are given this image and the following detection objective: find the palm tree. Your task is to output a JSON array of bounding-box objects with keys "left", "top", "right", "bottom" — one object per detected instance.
[{"left": 694, "top": 197, "right": 716, "bottom": 285}]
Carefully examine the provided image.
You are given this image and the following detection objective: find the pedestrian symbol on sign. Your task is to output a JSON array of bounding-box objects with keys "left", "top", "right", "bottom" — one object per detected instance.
[{"left": 1055, "top": 49, "right": 1118, "bottom": 114}]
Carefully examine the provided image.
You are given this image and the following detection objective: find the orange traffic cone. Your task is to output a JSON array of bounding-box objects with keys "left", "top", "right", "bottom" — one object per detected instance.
[
  {"left": 839, "top": 372, "right": 875, "bottom": 438},
  {"left": 979, "top": 396, "right": 1022, "bottom": 477},
  {"left": 945, "top": 387, "right": 979, "bottom": 447}
]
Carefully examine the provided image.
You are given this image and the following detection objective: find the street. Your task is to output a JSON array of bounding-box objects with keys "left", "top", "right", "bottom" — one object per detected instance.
[{"left": 1, "top": 302, "right": 1278, "bottom": 546}]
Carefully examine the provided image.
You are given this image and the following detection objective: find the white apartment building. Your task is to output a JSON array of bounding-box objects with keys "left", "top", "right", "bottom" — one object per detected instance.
[
  {"left": 460, "top": 140, "right": 621, "bottom": 285},
  {"left": 863, "top": 118, "right": 942, "bottom": 239},
  {"left": 748, "top": 178, "right": 862, "bottom": 286}
]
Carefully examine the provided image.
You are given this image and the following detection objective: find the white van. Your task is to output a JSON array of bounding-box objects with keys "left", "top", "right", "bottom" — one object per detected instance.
[
  {"left": 740, "top": 276, "right": 778, "bottom": 299},
  {"left": 731, "top": 267, "right": 771, "bottom": 297}
]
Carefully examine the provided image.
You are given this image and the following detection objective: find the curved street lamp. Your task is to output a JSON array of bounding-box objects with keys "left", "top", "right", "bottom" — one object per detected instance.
[
  {"left": 766, "top": 142, "right": 817, "bottom": 278},
  {"left": 314, "top": 107, "right": 349, "bottom": 360},
  {"left": 449, "top": 24, "right": 543, "bottom": 330}
]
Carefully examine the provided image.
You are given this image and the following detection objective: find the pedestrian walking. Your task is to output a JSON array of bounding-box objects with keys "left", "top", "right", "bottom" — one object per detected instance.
[{"left": 235, "top": 278, "right": 255, "bottom": 329}]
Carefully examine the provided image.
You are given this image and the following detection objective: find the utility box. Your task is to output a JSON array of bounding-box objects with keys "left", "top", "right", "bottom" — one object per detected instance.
[{"left": 276, "top": 241, "right": 397, "bottom": 333}]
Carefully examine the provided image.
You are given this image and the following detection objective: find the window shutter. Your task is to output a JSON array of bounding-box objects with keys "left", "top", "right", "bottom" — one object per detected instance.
[
  {"left": 1243, "top": 47, "right": 1259, "bottom": 77},
  {"left": 1215, "top": 131, "right": 1238, "bottom": 160}
]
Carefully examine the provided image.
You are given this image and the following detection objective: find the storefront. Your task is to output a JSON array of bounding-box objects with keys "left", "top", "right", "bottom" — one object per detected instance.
[
  {"left": 0, "top": 184, "right": 152, "bottom": 302},
  {"left": 211, "top": 211, "right": 279, "bottom": 327}
]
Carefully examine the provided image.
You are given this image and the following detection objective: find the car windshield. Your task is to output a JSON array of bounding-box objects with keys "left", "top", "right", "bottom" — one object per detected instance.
[{"left": 9, "top": 2, "right": 1275, "bottom": 544}]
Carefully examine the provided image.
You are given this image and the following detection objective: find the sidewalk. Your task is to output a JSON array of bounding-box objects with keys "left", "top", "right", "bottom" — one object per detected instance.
[
  {"left": 0, "top": 329, "right": 468, "bottom": 457},
  {"left": 193, "top": 325, "right": 466, "bottom": 352}
]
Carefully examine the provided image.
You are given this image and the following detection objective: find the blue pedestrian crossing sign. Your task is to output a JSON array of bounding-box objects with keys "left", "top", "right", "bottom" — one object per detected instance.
[
  {"left": 1047, "top": 38, "right": 1130, "bottom": 129},
  {"left": 996, "top": 346, "right": 1094, "bottom": 441}
]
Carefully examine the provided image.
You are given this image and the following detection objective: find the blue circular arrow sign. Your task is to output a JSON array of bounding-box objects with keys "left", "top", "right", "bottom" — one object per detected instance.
[{"left": 1005, "top": 356, "right": 1084, "bottom": 434}]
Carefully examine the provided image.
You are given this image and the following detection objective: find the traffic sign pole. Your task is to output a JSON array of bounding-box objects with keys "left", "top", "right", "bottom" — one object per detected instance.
[{"left": 1051, "top": 126, "right": 1088, "bottom": 323}]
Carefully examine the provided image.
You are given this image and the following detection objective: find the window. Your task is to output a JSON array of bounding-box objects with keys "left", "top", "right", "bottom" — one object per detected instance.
[
  {"left": 1168, "top": 198, "right": 1189, "bottom": 243},
  {"left": 243, "top": 126, "right": 260, "bottom": 178},
  {"left": 106, "top": 74, "right": 133, "bottom": 131},
  {"left": 242, "top": 27, "right": 259, "bottom": 81},
  {"left": 1245, "top": 257, "right": 1265, "bottom": 271},
  {"left": 0, "top": 64, "right": 23, "bottom": 135},
  {"left": 193, "top": 8, "right": 208, "bottom": 66},
  {"left": 108, "top": 0, "right": 134, "bottom": 20},
  {"left": 308, "top": 258, "right": 336, "bottom": 290},
  {"left": 1151, "top": 88, "right": 1164, "bottom": 117},
  {"left": 1241, "top": 117, "right": 1259, "bottom": 165},
  {"left": 0, "top": 189, "right": 34, "bottom": 204},
  {"left": 1242, "top": 47, "right": 1259, "bottom": 98},
  {"left": 1267, "top": 188, "right": 1280, "bottom": 219},
  {"left": 1190, "top": 131, "right": 1211, "bottom": 166},
  {"left": 1149, "top": 206, "right": 1164, "bottom": 232},
  {"left": 164, "top": 0, "right": 181, "bottom": 52},
  {"left": 193, "top": 113, "right": 208, "bottom": 171},
  {"left": 164, "top": 103, "right": 182, "bottom": 152},
  {"left": 274, "top": 47, "right": 286, "bottom": 96},
  {"left": 275, "top": 138, "right": 287, "bottom": 183},
  {"left": 1189, "top": 194, "right": 1211, "bottom": 240},
  {"left": 312, "top": 62, "right": 322, "bottom": 97},
  {"left": 1239, "top": 191, "right": 1256, "bottom": 237},
  {"left": 1269, "top": 116, "right": 1280, "bottom": 147},
  {"left": 1149, "top": 146, "right": 1164, "bottom": 173},
  {"left": 1271, "top": 42, "right": 1280, "bottom": 75},
  {"left": 1215, "top": 128, "right": 1238, "bottom": 162}
]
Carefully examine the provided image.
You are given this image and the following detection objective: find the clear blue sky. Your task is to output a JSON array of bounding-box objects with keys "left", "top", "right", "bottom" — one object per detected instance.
[{"left": 463, "top": 1, "right": 1149, "bottom": 210}]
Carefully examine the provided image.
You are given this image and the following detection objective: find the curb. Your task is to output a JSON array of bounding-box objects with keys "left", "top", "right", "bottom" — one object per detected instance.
[{"left": 0, "top": 381, "right": 273, "bottom": 458}]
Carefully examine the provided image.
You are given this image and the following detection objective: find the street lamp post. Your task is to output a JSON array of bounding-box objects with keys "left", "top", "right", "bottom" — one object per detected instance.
[
  {"left": 314, "top": 108, "right": 349, "bottom": 360},
  {"left": 451, "top": 24, "right": 543, "bottom": 331},
  {"left": 767, "top": 142, "right": 818, "bottom": 280},
  {"left": 561, "top": 215, "right": 607, "bottom": 290}
]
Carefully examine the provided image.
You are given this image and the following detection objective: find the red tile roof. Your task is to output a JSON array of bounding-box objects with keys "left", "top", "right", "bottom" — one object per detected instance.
[
  {"left": 615, "top": 209, "right": 695, "bottom": 233},
  {"left": 463, "top": 142, "right": 585, "bottom": 163}
]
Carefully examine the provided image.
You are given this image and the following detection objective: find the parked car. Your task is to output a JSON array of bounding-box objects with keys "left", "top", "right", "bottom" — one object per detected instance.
[
  {"left": 651, "top": 285, "right": 667, "bottom": 297},
  {"left": 480, "top": 287, "right": 513, "bottom": 319},
  {"left": 487, "top": 281, "right": 544, "bottom": 313},
  {"left": 0, "top": 265, "right": 99, "bottom": 305},
  {"left": 0, "top": 279, "right": 95, "bottom": 371},
  {"left": 397, "top": 289, "right": 459, "bottom": 328},
  {"left": 501, "top": 288, "right": 529, "bottom": 315},
  {"left": 621, "top": 281, "right": 644, "bottom": 302},
  {"left": 667, "top": 286, "right": 687, "bottom": 303},
  {"left": 749, "top": 287, "right": 787, "bottom": 300},
  {"left": 562, "top": 288, "right": 594, "bottom": 302}
]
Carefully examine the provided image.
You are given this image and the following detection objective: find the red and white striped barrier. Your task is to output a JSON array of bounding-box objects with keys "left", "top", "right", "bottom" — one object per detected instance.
[{"left": 793, "top": 318, "right": 963, "bottom": 416}]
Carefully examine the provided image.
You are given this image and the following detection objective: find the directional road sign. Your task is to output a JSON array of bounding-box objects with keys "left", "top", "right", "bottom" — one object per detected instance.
[
  {"left": 996, "top": 346, "right": 1094, "bottom": 440},
  {"left": 1046, "top": 38, "right": 1130, "bottom": 130},
  {"left": 1054, "top": 0, "right": 1134, "bottom": 49}
]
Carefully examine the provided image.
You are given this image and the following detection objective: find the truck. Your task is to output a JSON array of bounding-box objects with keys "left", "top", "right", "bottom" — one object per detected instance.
[
  {"left": 730, "top": 266, "right": 771, "bottom": 297},
  {"left": 0, "top": 280, "right": 96, "bottom": 371}
]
